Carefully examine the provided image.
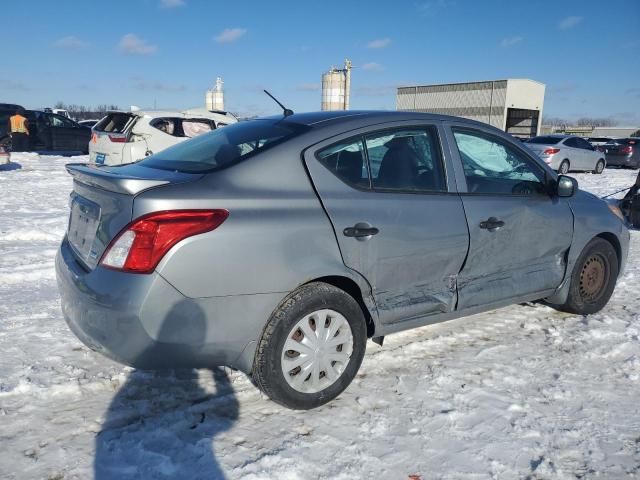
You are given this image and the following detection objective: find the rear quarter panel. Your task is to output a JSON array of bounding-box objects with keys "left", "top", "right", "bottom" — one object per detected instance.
[{"left": 135, "top": 140, "right": 368, "bottom": 300}]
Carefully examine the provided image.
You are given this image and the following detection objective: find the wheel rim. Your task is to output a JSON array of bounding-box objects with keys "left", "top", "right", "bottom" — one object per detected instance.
[
  {"left": 579, "top": 254, "right": 607, "bottom": 302},
  {"left": 561, "top": 162, "right": 569, "bottom": 173},
  {"left": 597, "top": 161, "right": 604, "bottom": 173},
  {"left": 280, "top": 309, "right": 354, "bottom": 394}
]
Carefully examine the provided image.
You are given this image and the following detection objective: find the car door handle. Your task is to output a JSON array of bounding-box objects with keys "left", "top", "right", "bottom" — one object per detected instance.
[
  {"left": 479, "top": 217, "right": 505, "bottom": 230},
  {"left": 343, "top": 225, "right": 379, "bottom": 238}
]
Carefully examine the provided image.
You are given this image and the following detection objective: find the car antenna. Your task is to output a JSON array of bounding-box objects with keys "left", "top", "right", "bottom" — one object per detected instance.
[{"left": 263, "top": 90, "right": 294, "bottom": 117}]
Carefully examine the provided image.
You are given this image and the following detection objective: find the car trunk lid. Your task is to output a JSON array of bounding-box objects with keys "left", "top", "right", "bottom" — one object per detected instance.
[{"left": 65, "top": 163, "right": 203, "bottom": 270}]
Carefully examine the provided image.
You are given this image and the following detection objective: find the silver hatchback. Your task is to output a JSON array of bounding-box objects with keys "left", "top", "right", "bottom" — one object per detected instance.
[{"left": 56, "top": 111, "right": 629, "bottom": 409}]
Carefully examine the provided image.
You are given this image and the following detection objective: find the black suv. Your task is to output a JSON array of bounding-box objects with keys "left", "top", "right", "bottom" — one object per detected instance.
[{"left": 1, "top": 103, "right": 91, "bottom": 154}]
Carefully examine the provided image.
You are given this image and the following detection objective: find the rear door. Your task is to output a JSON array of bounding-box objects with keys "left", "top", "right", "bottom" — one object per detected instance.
[
  {"left": 562, "top": 137, "right": 586, "bottom": 170},
  {"left": 305, "top": 123, "right": 470, "bottom": 325},
  {"left": 445, "top": 124, "right": 573, "bottom": 309}
]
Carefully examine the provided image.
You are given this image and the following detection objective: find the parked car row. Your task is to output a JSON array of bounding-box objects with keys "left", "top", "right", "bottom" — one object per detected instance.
[{"left": 56, "top": 110, "right": 629, "bottom": 409}]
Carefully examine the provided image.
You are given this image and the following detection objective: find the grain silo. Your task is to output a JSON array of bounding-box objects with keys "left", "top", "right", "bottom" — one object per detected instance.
[
  {"left": 321, "top": 59, "right": 352, "bottom": 111},
  {"left": 206, "top": 77, "right": 225, "bottom": 111}
]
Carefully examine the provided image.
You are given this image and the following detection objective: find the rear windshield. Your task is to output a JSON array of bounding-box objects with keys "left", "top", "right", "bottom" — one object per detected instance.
[
  {"left": 94, "top": 113, "right": 136, "bottom": 133},
  {"left": 140, "top": 120, "right": 310, "bottom": 173},
  {"left": 608, "top": 138, "right": 638, "bottom": 145},
  {"left": 587, "top": 137, "right": 611, "bottom": 142},
  {"left": 527, "top": 136, "right": 563, "bottom": 145}
]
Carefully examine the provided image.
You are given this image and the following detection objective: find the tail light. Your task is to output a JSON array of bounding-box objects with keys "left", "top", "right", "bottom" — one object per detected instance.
[
  {"left": 108, "top": 135, "right": 127, "bottom": 143},
  {"left": 620, "top": 146, "right": 633, "bottom": 154},
  {"left": 543, "top": 148, "right": 560, "bottom": 155},
  {"left": 100, "top": 210, "right": 229, "bottom": 273}
]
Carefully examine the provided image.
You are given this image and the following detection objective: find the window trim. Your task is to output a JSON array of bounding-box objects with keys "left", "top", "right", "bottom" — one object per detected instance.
[
  {"left": 451, "top": 126, "right": 551, "bottom": 197},
  {"left": 314, "top": 124, "right": 450, "bottom": 195}
]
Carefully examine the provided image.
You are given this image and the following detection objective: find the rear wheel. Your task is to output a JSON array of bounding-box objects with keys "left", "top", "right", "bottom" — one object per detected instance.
[
  {"left": 594, "top": 159, "right": 605, "bottom": 174},
  {"left": 559, "top": 238, "right": 618, "bottom": 315},
  {"left": 252, "top": 282, "right": 367, "bottom": 409},
  {"left": 559, "top": 160, "right": 570, "bottom": 174}
]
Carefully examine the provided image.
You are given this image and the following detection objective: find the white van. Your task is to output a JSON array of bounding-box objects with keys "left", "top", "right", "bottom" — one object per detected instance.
[{"left": 89, "top": 108, "right": 237, "bottom": 165}]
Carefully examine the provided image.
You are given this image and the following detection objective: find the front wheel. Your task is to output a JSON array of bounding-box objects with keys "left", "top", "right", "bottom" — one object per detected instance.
[
  {"left": 559, "top": 160, "right": 570, "bottom": 174},
  {"left": 594, "top": 159, "right": 605, "bottom": 174},
  {"left": 252, "top": 282, "right": 367, "bottom": 409},
  {"left": 559, "top": 238, "right": 619, "bottom": 315}
]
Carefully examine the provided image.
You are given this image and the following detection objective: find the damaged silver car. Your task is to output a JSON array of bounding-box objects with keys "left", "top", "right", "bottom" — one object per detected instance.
[{"left": 56, "top": 111, "right": 629, "bottom": 409}]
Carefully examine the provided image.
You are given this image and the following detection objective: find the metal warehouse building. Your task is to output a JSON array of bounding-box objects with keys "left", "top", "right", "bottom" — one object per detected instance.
[{"left": 397, "top": 79, "right": 545, "bottom": 138}]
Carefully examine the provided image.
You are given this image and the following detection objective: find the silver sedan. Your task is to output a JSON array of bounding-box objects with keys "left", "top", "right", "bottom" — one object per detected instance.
[
  {"left": 526, "top": 134, "right": 606, "bottom": 174},
  {"left": 56, "top": 111, "right": 629, "bottom": 409}
]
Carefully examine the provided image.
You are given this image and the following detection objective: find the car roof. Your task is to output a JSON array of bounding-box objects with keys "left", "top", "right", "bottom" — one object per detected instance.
[
  {"left": 106, "top": 109, "right": 234, "bottom": 120},
  {"left": 259, "top": 110, "right": 494, "bottom": 130}
]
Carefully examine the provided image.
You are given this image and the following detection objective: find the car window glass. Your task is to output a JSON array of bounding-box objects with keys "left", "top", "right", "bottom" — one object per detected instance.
[
  {"left": 578, "top": 138, "right": 593, "bottom": 150},
  {"left": 182, "top": 120, "right": 213, "bottom": 138},
  {"left": 453, "top": 129, "right": 545, "bottom": 195},
  {"left": 150, "top": 118, "right": 179, "bottom": 136},
  {"left": 50, "top": 114, "right": 75, "bottom": 128},
  {"left": 365, "top": 127, "right": 446, "bottom": 192},
  {"left": 317, "top": 138, "right": 369, "bottom": 188},
  {"left": 564, "top": 137, "right": 578, "bottom": 148}
]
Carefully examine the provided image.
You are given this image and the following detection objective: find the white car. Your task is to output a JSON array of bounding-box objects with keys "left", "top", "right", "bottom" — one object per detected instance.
[
  {"left": 89, "top": 108, "right": 237, "bottom": 165},
  {"left": 525, "top": 135, "right": 606, "bottom": 174}
]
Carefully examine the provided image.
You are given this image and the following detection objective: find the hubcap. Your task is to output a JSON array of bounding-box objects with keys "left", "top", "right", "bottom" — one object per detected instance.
[
  {"left": 280, "top": 309, "right": 353, "bottom": 394},
  {"left": 579, "top": 255, "right": 606, "bottom": 302}
]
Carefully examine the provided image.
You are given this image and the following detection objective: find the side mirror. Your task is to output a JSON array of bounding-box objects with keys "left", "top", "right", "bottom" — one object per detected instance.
[{"left": 557, "top": 175, "right": 578, "bottom": 197}]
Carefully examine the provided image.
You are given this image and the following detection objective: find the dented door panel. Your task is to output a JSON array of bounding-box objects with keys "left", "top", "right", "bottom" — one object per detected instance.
[{"left": 456, "top": 194, "right": 573, "bottom": 309}]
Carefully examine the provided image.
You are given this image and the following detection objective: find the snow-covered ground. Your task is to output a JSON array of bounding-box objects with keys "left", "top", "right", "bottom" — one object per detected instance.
[{"left": 1, "top": 153, "right": 638, "bottom": 480}]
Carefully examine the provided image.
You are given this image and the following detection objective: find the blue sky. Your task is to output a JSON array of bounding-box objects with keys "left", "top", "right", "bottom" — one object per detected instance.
[{"left": 3, "top": 0, "right": 639, "bottom": 123}]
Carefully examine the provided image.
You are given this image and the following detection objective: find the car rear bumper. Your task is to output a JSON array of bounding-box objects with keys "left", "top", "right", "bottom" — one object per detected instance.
[
  {"left": 605, "top": 154, "right": 638, "bottom": 167},
  {"left": 56, "top": 237, "right": 281, "bottom": 372}
]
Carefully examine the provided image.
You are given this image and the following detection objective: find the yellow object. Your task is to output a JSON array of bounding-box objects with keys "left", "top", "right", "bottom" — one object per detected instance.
[{"left": 10, "top": 114, "right": 28, "bottom": 134}]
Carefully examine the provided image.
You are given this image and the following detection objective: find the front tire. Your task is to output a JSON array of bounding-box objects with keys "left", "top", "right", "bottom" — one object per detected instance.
[
  {"left": 559, "top": 159, "right": 570, "bottom": 174},
  {"left": 594, "top": 159, "right": 605, "bottom": 174},
  {"left": 252, "top": 282, "right": 367, "bottom": 410},
  {"left": 559, "top": 238, "right": 618, "bottom": 315}
]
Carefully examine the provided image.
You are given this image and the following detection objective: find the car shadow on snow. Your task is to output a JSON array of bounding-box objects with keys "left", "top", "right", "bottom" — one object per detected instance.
[
  {"left": 0, "top": 161, "right": 22, "bottom": 171},
  {"left": 94, "top": 300, "right": 239, "bottom": 480}
]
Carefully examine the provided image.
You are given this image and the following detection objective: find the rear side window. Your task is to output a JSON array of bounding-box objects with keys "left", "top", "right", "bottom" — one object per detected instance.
[
  {"left": 94, "top": 113, "right": 136, "bottom": 133},
  {"left": 527, "top": 136, "right": 562, "bottom": 145},
  {"left": 366, "top": 127, "right": 446, "bottom": 192},
  {"left": 317, "top": 139, "right": 369, "bottom": 188},
  {"left": 150, "top": 118, "right": 215, "bottom": 138},
  {"left": 140, "top": 120, "right": 310, "bottom": 173}
]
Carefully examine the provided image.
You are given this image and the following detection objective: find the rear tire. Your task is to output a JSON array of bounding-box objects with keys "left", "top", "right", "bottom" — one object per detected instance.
[
  {"left": 252, "top": 282, "right": 367, "bottom": 410},
  {"left": 559, "top": 160, "right": 570, "bottom": 174},
  {"left": 594, "top": 159, "right": 605, "bottom": 174},
  {"left": 559, "top": 238, "right": 618, "bottom": 315}
]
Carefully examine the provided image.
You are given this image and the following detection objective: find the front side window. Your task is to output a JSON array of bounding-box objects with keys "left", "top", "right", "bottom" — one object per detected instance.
[
  {"left": 365, "top": 127, "right": 446, "bottom": 192},
  {"left": 317, "top": 139, "right": 369, "bottom": 188},
  {"left": 50, "top": 114, "right": 75, "bottom": 128},
  {"left": 453, "top": 129, "right": 545, "bottom": 195}
]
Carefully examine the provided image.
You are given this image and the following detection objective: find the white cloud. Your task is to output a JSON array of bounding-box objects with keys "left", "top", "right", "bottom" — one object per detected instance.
[
  {"left": 367, "top": 38, "right": 391, "bottom": 49},
  {"left": 296, "top": 83, "right": 320, "bottom": 92},
  {"left": 118, "top": 34, "right": 157, "bottom": 55},
  {"left": 559, "top": 16, "right": 583, "bottom": 30},
  {"left": 159, "top": 0, "right": 185, "bottom": 7},
  {"left": 500, "top": 36, "right": 523, "bottom": 47},
  {"left": 362, "top": 62, "right": 383, "bottom": 71},
  {"left": 53, "top": 36, "right": 90, "bottom": 49},
  {"left": 214, "top": 28, "right": 247, "bottom": 44}
]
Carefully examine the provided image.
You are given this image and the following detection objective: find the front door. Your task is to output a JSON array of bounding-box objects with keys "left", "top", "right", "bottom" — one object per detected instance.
[
  {"left": 47, "top": 113, "right": 78, "bottom": 151},
  {"left": 305, "top": 124, "right": 470, "bottom": 325},
  {"left": 446, "top": 125, "right": 574, "bottom": 309}
]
